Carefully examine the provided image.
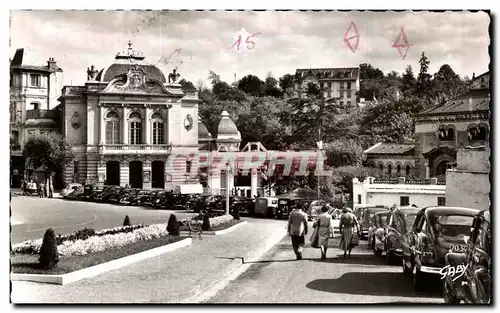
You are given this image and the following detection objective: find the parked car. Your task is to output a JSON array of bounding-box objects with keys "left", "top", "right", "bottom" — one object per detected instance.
[
  {"left": 143, "top": 190, "right": 161, "bottom": 206},
  {"left": 275, "top": 198, "right": 312, "bottom": 219},
  {"left": 61, "top": 183, "right": 83, "bottom": 198},
  {"left": 129, "top": 190, "right": 152, "bottom": 206},
  {"left": 101, "top": 186, "right": 124, "bottom": 203},
  {"left": 185, "top": 194, "right": 210, "bottom": 212},
  {"left": 401, "top": 206, "right": 480, "bottom": 291},
  {"left": 368, "top": 211, "right": 391, "bottom": 257},
  {"left": 65, "top": 185, "right": 85, "bottom": 200},
  {"left": 152, "top": 190, "right": 170, "bottom": 209},
  {"left": 307, "top": 200, "right": 330, "bottom": 221},
  {"left": 119, "top": 189, "right": 140, "bottom": 205},
  {"left": 91, "top": 186, "right": 114, "bottom": 202},
  {"left": 384, "top": 207, "right": 419, "bottom": 262},
  {"left": 254, "top": 197, "right": 278, "bottom": 217},
  {"left": 229, "top": 196, "right": 252, "bottom": 216},
  {"left": 360, "top": 207, "right": 389, "bottom": 239},
  {"left": 354, "top": 204, "right": 387, "bottom": 221},
  {"left": 443, "top": 209, "right": 491, "bottom": 304}
]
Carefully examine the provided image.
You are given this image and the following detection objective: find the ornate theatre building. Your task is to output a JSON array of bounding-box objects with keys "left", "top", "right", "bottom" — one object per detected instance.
[{"left": 58, "top": 43, "right": 201, "bottom": 190}]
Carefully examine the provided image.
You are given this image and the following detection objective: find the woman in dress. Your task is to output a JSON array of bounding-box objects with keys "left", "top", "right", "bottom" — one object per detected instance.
[
  {"left": 313, "top": 205, "right": 335, "bottom": 260},
  {"left": 339, "top": 207, "right": 360, "bottom": 259}
]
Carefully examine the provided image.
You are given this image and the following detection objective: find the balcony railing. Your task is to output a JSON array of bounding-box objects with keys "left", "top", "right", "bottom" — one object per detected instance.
[
  {"left": 99, "top": 144, "right": 172, "bottom": 154},
  {"left": 26, "top": 109, "right": 55, "bottom": 120}
]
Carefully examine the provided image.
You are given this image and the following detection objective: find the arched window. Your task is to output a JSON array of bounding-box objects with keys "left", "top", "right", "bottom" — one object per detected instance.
[
  {"left": 129, "top": 111, "right": 142, "bottom": 145},
  {"left": 387, "top": 164, "right": 392, "bottom": 174},
  {"left": 379, "top": 163, "right": 383, "bottom": 171},
  {"left": 468, "top": 125, "right": 488, "bottom": 141},
  {"left": 396, "top": 164, "right": 401, "bottom": 175},
  {"left": 438, "top": 125, "right": 455, "bottom": 141},
  {"left": 105, "top": 111, "right": 120, "bottom": 144},
  {"left": 151, "top": 112, "right": 164, "bottom": 145},
  {"left": 405, "top": 164, "right": 411, "bottom": 176}
]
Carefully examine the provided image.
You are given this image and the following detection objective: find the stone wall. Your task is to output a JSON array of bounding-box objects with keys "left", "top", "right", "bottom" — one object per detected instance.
[{"left": 446, "top": 170, "right": 490, "bottom": 211}]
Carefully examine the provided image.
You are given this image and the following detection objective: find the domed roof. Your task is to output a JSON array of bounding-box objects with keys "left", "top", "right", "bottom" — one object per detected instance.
[
  {"left": 97, "top": 41, "right": 166, "bottom": 83},
  {"left": 198, "top": 117, "right": 212, "bottom": 139},
  {"left": 217, "top": 111, "right": 240, "bottom": 137}
]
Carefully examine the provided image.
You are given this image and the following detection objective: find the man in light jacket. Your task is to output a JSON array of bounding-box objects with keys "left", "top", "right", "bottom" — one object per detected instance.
[{"left": 288, "top": 204, "right": 309, "bottom": 260}]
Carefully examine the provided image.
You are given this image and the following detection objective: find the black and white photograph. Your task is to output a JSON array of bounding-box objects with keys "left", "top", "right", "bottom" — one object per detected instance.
[{"left": 9, "top": 9, "right": 491, "bottom": 304}]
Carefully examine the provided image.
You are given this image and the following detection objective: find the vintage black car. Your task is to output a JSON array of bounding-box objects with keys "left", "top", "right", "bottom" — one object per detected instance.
[
  {"left": 128, "top": 190, "right": 152, "bottom": 206},
  {"left": 443, "top": 209, "right": 491, "bottom": 304},
  {"left": 105, "top": 186, "right": 126, "bottom": 203},
  {"left": 142, "top": 190, "right": 160, "bottom": 206},
  {"left": 65, "top": 185, "right": 85, "bottom": 200},
  {"left": 90, "top": 186, "right": 113, "bottom": 202},
  {"left": 228, "top": 196, "right": 252, "bottom": 216},
  {"left": 368, "top": 211, "right": 391, "bottom": 257},
  {"left": 360, "top": 207, "right": 389, "bottom": 239},
  {"left": 151, "top": 190, "right": 169, "bottom": 208},
  {"left": 119, "top": 189, "right": 140, "bottom": 205},
  {"left": 184, "top": 194, "right": 210, "bottom": 212},
  {"left": 401, "top": 206, "right": 479, "bottom": 291},
  {"left": 384, "top": 207, "right": 419, "bottom": 263}
]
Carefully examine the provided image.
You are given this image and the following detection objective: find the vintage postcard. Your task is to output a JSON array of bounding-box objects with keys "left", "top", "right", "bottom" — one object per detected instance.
[{"left": 9, "top": 10, "right": 491, "bottom": 304}]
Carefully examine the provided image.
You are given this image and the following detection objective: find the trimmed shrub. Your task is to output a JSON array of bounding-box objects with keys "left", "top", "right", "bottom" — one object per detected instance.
[
  {"left": 166, "top": 214, "right": 180, "bottom": 236},
  {"left": 202, "top": 213, "right": 211, "bottom": 231},
  {"left": 123, "top": 215, "right": 131, "bottom": 227},
  {"left": 39, "top": 228, "right": 59, "bottom": 269}
]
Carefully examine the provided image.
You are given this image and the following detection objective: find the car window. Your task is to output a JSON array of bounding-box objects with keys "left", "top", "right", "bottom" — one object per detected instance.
[{"left": 433, "top": 215, "right": 474, "bottom": 239}]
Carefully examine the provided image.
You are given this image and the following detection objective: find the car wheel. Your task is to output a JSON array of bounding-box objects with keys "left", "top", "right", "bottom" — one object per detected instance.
[
  {"left": 412, "top": 262, "right": 426, "bottom": 292},
  {"left": 443, "top": 279, "right": 461, "bottom": 304},
  {"left": 136, "top": 199, "right": 142, "bottom": 206},
  {"left": 402, "top": 257, "right": 412, "bottom": 276}
]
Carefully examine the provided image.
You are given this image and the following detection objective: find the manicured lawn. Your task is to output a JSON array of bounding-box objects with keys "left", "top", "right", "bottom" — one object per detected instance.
[
  {"left": 11, "top": 235, "right": 185, "bottom": 275},
  {"left": 179, "top": 219, "right": 243, "bottom": 232}
]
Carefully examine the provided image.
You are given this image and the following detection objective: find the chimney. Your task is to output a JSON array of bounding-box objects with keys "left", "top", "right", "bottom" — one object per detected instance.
[
  {"left": 472, "top": 72, "right": 475, "bottom": 80},
  {"left": 47, "top": 57, "right": 57, "bottom": 70}
]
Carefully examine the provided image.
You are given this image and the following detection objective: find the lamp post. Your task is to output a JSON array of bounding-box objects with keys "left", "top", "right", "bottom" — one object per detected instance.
[
  {"left": 226, "top": 161, "right": 231, "bottom": 215},
  {"left": 316, "top": 140, "right": 323, "bottom": 199}
]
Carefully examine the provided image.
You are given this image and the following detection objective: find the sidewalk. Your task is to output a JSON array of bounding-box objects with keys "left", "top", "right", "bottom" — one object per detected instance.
[
  {"left": 11, "top": 219, "right": 287, "bottom": 303},
  {"left": 10, "top": 188, "right": 60, "bottom": 198}
]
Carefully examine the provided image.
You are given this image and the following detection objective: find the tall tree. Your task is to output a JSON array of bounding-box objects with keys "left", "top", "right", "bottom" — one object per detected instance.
[
  {"left": 401, "top": 65, "right": 417, "bottom": 96},
  {"left": 416, "top": 52, "right": 432, "bottom": 100},
  {"left": 359, "top": 63, "right": 384, "bottom": 80},
  {"left": 208, "top": 70, "right": 221, "bottom": 86},
  {"left": 278, "top": 73, "right": 295, "bottom": 95},
  {"left": 265, "top": 72, "right": 278, "bottom": 87},
  {"left": 237, "top": 74, "right": 264, "bottom": 97},
  {"left": 23, "top": 133, "right": 74, "bottom": 187},
  {"left": 178, "top": 78, "right": 196, "bottom": 92},
  {"left": 432, "top": 64, "right": 464, "bottom": 101}
]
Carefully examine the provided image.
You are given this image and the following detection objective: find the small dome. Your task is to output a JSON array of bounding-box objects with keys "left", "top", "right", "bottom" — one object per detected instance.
[
  {"left": 217, "top": 111, "right": 239, "bottom": 137},
  {"left": 198, "top": 117, "right": 211, "bottom": 139},
  {"left": 98, "top": 41, "right": 166, "bottom": 83}
]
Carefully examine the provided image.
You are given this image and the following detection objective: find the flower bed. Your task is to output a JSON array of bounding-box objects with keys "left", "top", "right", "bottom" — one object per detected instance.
[
  {"left": 11, "top": 235, "right": 183, "bottom": 275},
  {"left": 12, "top": 224, "right": 148, "bottom": 255},
  {"left": 179, "top": 214, "right": 238, "bottom": 231},
  {"left": 11, "top": 222, "right": 187, "bottom": 275}
]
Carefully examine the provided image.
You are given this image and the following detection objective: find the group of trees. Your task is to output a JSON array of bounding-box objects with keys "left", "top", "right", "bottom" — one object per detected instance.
[
  {"left": 19, "top": 51, "right": 471, "bottom": 202},
  {"left": 186, "top": 52, "right": 472, "bottom": 198}
]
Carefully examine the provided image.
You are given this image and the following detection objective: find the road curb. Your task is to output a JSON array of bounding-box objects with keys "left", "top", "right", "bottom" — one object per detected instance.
[
  {"left": 179, "top": 221, "right": 248, "bottom": 237},
  {"left": 180, "top": 226, "right": 288, "bottom": 303},
  {"left": 10, "top": 238, "right": 192, "bottom": 285}
]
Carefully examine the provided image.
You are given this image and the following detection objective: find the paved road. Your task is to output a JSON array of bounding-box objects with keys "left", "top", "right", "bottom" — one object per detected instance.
[
  {"left": 207, "top": 225, "right": 444, "bottom": 304},
  {"left": 10, "top": 195, "right": 195, "bottom": 244}
]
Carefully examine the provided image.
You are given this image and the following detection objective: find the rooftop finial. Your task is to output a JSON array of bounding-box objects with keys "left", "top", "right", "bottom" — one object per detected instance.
[{"left": 128, "top": 40, "right": 133, "bottom": 50}]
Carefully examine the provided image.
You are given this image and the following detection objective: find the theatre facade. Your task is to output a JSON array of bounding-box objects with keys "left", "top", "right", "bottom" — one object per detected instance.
[{"left": 59, "top": 43, "right": 201, "bottom": 190}]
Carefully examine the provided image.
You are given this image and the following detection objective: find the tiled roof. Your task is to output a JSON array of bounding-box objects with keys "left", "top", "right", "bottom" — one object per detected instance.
[
  {"left": 418, "top": 89, "right": 490, "bottom": 116},
  {"left": 295, "top": 67, "right": 359, "bottom": 80},
  {"left": 364, "top": 142, "right": 415, "bottom": 155}
]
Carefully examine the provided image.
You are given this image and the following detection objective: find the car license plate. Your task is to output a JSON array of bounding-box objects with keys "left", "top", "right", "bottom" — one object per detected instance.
[{"left": 450, "top": 244, "right": 467, "bottom": 253}]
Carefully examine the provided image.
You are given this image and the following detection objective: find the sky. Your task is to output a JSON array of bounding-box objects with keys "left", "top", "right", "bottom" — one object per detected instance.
[{"left": 9, "top": 10, "right": 490, "bottom": 88}]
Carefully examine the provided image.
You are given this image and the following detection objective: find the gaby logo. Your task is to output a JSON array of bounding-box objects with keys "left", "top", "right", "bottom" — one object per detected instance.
[{"left": 439, "top": 264, "right": 469, "bottom": 281}]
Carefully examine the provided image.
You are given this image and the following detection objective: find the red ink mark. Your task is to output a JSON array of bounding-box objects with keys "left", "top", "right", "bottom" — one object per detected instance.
[
  {"left": 229, "top": 30, "right": 260, "bottom": 51},
  {"left": 392, "top": 25, "right": 413, "bottom": 60},
  {"left": 343, "top": 21, "right": 360, "bottom": 53}
]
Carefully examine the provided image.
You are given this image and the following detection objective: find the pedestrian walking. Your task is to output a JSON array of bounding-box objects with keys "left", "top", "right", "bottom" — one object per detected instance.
[
  {"left": 37, "top": 181, "right": 42, "bottom": 198},
  {"left": 339, "top": 207, "right": 360, "bottom": 259},
  {"left": 310, "top": 206, "right": 335, "bottom": 260},
  {"left": 49, "top": 181, "right": 54, "bottom": 198},
  {"left": 39, "top": 181, "right": 45, "bottom": 198},
  {"left": 287, "top": 204, "right": 308, "bottom": 260}
]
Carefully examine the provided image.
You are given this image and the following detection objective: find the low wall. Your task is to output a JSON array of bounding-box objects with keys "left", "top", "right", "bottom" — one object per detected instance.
[{"left": 446, "top": 170, "right": 490, "bottom": 211}]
